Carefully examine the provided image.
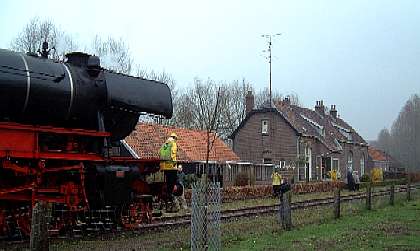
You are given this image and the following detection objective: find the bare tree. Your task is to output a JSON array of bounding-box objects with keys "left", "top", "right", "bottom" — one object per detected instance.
[
  {"left": 192, "top": 79, "right": 227, "bottom": 170},
  {"left": 11, "top": 17, "right": 44, "bottom": 53},
  {"left": 286, "top": 92, "right": 302, "bottom": 107},
  {"left": 59, "top": 34, "right": 79, "bottom": 57},
  {"left": 217, "top": 79, "right": 251, "bottom": 140},
  {"left": 172, "top": 80, "right": 302, "bottom": 141},
  {"left": 389, "top": 94, "right": 420, "bottom": 171},
  {"left": 376, "top": 128, "right": 392, "bottom": 153},
  {"left": 135, "top": 68, "right": 179, "bottom": 125},
  {"left": 10, "top": 17, "right": 78, "bottom": 61},
  {"left": 376, "top": 94, "right": 420, "bottom": 172},
  {"left": 135, "top": 68, "right": 177, "bottom": 95},
  {"left": 91, "top": 35, "right": 133, "bottom": 74},
  {"left": 172, "top": 78, "right": 228, "bottom": 131},
  {"left": 254, "top": 88, "right": 301, "bottom": 108},
  {"left": 254, "top": 87, "right": 281, "bottom": 108}
]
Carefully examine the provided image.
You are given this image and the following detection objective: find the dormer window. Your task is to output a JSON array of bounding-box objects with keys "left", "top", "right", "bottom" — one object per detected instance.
[
  {"left": 300, "top": 113, "right": 324, "bottom": 137},
  {"left": 262, "top": 120, "right": 269, "bottom": 134},
  {"left": 331, "top": 122, "right": 353, "bottom": 142}
]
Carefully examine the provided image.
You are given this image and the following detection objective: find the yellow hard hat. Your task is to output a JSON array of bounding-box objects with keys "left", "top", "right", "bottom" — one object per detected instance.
[{"left": 170, "top": 132, "right": 178, "bottom": 139}]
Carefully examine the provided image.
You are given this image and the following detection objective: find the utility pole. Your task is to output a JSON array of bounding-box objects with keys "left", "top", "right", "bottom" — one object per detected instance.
[{"left": 262, "top": 33, "right": 281, "bottom": 105}]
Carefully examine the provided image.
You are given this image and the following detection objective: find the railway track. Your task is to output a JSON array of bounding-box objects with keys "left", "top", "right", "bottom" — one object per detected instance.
[
  {"left": 1, "top": 184, "right": 418, "bottom": 246},
  {"left": 138, "top": 184, "right": 419, "bottom": 231}
]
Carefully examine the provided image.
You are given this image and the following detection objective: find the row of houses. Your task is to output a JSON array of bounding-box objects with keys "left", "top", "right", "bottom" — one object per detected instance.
[
  {"left": 122, "top": 93, "right": 399, "bottom": 187},
  {"left": 231, "top": 93, "right": 369, "bottom": 182}
]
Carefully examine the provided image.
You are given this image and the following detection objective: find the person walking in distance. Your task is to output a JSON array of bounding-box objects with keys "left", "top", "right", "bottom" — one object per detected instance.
[
  {"left": 176, "top": 165, "right": 188, "bottom": 210},
  {"left": 271, "top": 168, "right": 282, "bottom": 197}
]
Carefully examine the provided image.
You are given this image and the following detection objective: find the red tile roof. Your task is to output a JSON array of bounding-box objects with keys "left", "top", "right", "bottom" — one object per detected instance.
[
  {"left": 368, "top": 147, "right": 390, "bottom": 161},
  {"left": 125, "top": 123, "right": 239, "bottom": 163}
]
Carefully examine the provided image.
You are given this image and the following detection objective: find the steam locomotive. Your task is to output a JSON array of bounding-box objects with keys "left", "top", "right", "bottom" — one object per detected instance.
[{"left": 0, "top": 47, "right": 172, "bottom": 237}]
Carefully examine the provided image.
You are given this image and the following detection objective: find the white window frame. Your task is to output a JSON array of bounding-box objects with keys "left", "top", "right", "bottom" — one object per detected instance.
[
  {"left": 256, "top": 165, "right": 263, "bottom": 181},
  {"left": 332, "top": 158, "right": 340, "bottom": 171},
  {"left": 263, "top": 158, "right": 272, "bottom": 164},
  {"left": 360, "top": 154, "right": 365, "bottom": 176},
  {"left": 279, "top": 160, "right": 286, "bottom": 169},
  {"left": 347, "top": 151, "right": 353, "bottom": 171},
  {"left": 305, "top": 146, "right": 312, "bottom": 180},
  {"left": 265, "top": 165, "right": 272, "bottom": 180},
  {"left": 332, "top": 158, "right": 340, "bottom": 179},
  {"left": 261, "top": 120, "right": 269, "bottom": 134}
]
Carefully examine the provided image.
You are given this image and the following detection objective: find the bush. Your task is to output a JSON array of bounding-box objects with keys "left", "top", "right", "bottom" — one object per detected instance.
[
  {"left": 371, "top": 168, "right": 383, "bottom": 182},
  {"left": 359, "top": 178, "right": 407, "bottom": 189},
  {"left": 184, "top": 174, "right": 198, "bottom": 189},
  {"left": 234, "top": 171, "right": 249, "bottom": 186},
  {"left": 408, "top": 172, "right": 420, "bottom": 182},
  {"left": 292, "top": 181, "right": 344, "bottom": 194},
  {"left": 223, "top": 185, "right": 272, "bottom": 201},
  {"left": 360, "top": 174, "right": 371, "bottom": 183},
  {"left": 384, "top": 171, "right": 406, "bottom": 180}
]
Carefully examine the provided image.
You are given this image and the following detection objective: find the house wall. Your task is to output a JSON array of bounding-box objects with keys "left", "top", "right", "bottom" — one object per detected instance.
[
  {"left": 231, "top": 111, "right": 369, "bottom": 185},
  {"left": 340, "top": 143, "right": 369, "bottom": 179},
  {"left": 222, "top": 163, "right": 295, "bottom": 187},
  {"left": 304, "top": 137, "right": 330, "bottom": 181},
  {"left": 232, "top": 112, "right": 298, "bottom": 165}
]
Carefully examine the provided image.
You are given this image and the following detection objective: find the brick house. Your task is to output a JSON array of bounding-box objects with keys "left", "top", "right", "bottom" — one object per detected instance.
[
  {"left": 367, "top": 147, "right": 404, "bottom": 174},
  {"left": 230, "top": 92, "right": 369, "bottom": 183},
  {"left": 124, "top": 123, "right": 240, "bottom": 186}
]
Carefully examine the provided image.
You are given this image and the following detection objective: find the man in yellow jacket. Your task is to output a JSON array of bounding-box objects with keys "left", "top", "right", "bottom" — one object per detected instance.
[
  {"left": 160, "top": 133, "right": 178, "bottom": 171},
  {"left": 271, "top": 169, "right": 282, "bottom": 197},
  {"left": 159, "top": 132, "right": 179, "bottom": 211}
]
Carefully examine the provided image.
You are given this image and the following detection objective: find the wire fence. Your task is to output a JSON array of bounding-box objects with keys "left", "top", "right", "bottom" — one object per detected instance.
[
  {"left": 191, "top": 181, "right": 221, "bottom": 251},
  {"left": 30, "top": 202, "right": 48, "bottom": 251},
  {"left": 2, "top": 183, "right": 419, "bottom": 250}
]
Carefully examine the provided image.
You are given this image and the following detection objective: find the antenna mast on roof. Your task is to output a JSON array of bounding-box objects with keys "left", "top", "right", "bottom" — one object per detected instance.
[{"left": 261, "top": 33, "right": 281, "bottom": 106}]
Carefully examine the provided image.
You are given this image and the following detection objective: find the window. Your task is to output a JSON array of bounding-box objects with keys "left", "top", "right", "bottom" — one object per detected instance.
[
  {"left": 305, "top": 146, "right": 312, "bottom": 181},
  {"left": 279, "top": 160, "right": 286, "bottom": 169},
  {"left": 347, "top": 151, "right": 353, "bottom": 171},
  {"left": 261, "top": 120, "right": 269, "bottom": 134},
  {"left": 256, "top": 165, "right": 263, "bottom": 181},
  {"left": 332, "top": 158, "right": 339, "bottom": 171},
  {"left": 360, "top": 154, "right": 365, "bottom": 176},
  {"left": 227, "top": 164, "right": 239, "bottom": 182},
  {"left": 263, "top": 158, "right": 272, "bottom": 164},
  {"left": 265, "top": 165, "right": 272, "bottom": 180}
]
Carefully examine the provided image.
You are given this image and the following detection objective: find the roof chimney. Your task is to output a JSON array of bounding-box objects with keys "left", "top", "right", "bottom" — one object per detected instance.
[
  {"left": 245, "top": 90, "right": 254, "bottom": 114},
  {"left": 330, "top": 105, "right": 337, "bottom": 118},
  {"left": 315, "top": 100, "right": 325, "bottom": 115},
  {"left": 283, "top": 96, "right": 290, "bottom": 106}
]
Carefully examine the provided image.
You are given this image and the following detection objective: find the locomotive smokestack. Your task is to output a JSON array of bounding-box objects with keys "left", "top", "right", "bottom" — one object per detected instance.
[{"left": 40, "top": 41, "right": 50, "bottom": 58}]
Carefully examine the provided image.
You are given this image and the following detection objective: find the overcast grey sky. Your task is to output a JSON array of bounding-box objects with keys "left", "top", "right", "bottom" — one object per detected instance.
[{"left": 1, "top": 0, "right": 419, "bottom": 140}]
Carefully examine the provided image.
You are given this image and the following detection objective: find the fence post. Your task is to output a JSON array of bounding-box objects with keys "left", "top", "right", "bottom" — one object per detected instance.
[
  {"left": 334, "top": 188, "right": 341, "bottom": 219},
  {"left": 30, "top": 201, "right": 49, "bottom": 251},
  {"left": 407, "top": 177, "right": 411, "bottom": 201},
  {"left": 191, "top": 180, "right": 221, "bottom": 251},
  {"left": 280, "top": 191, "right": 292, "bottom": 230},
  {"left": 390, "top": 184, "right": 395, "bottom": 206},
  {"left": 366, "top": 183, "right": 372, "bottom": 210}
]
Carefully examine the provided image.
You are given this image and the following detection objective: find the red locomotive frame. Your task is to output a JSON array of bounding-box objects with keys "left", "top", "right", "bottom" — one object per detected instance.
[{"left": 0, "top": 122, "right": 162, "bottom": 236}]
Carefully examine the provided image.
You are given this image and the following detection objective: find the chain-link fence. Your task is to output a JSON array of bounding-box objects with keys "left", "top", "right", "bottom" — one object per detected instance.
[
  {"left": 30, "top": 202, "right": 49, "bottom": 251},
  {"left": 191, "top": 181, "right": 221, "bottom": 251}
]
